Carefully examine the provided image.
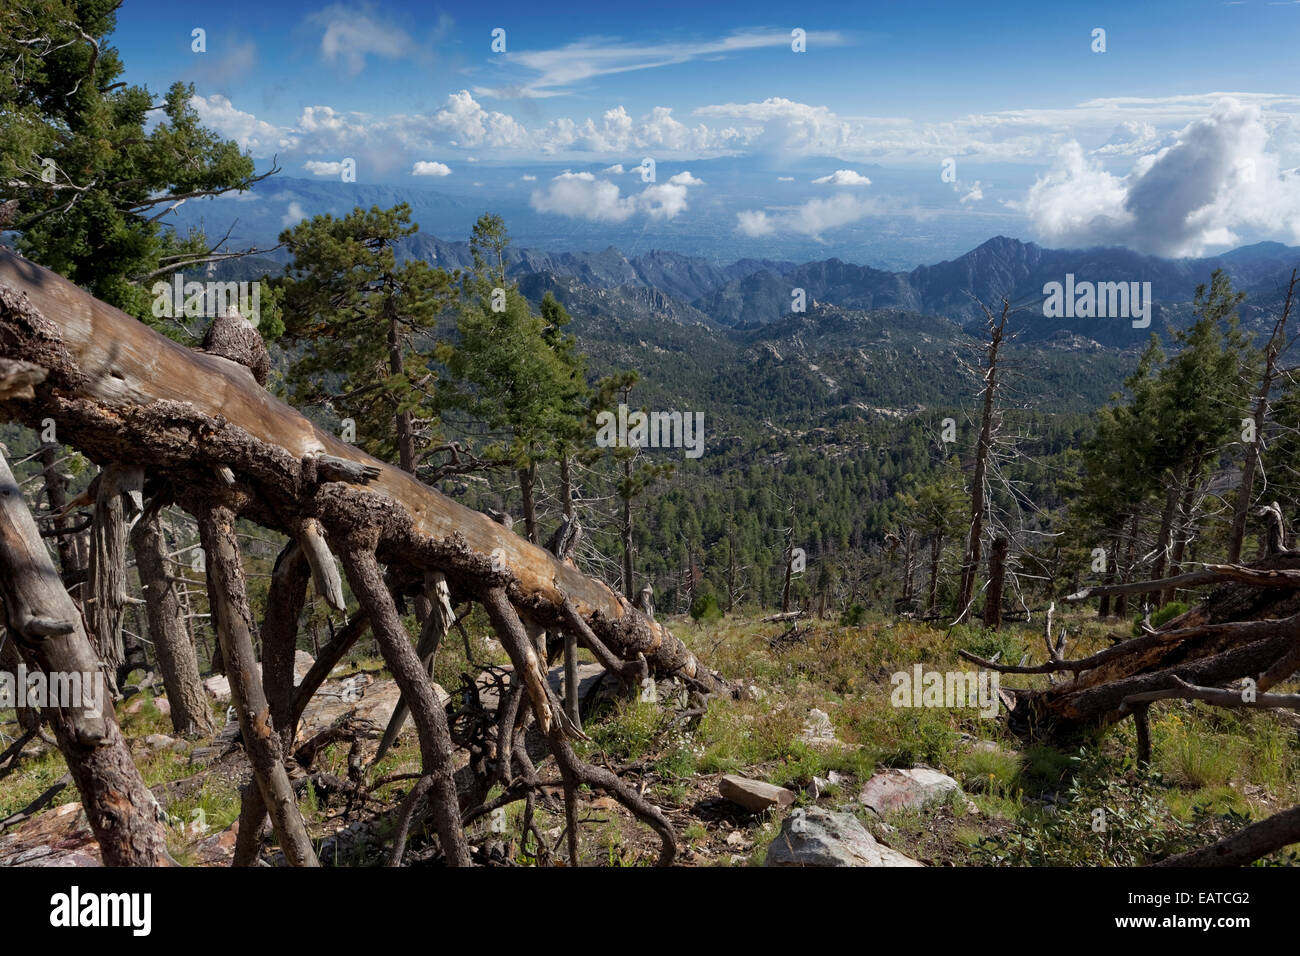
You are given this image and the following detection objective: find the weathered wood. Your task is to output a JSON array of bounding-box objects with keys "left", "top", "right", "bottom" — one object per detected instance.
[
  {"left": 294, "top": 516, "right": 345, "bottom": 613},
  {"left": 1155, "top": 804, "right": 1300, "bottom": 867},
  {"left": 131, "top": 515, "right": 217, "bottom": 736},
  {"left": 0, "top": 450, "right": 168, "bottom": 865},
  {"left": 984, "top": 535, "right": 1008, "bottom": 628},
  {"left": 195, "top": 499, "right": 319, "bottom": 867},
  {"left": 1066, "top": 562, "right": 1300, "bottom": 603},
  {"left": 260, "top": 540, "right": 310, "bottom": 748},
  {"left": 375, "top": 570, "right": 454, "bottom": 762},
  {"left": 338, "top": 538, "right": 471, "bottom": 867},
  {"left": 87, "top": 462, "right": 142, "bottom": 691},
  {"left": 0, "top": 248, "right": 723, "bottom": 694}
]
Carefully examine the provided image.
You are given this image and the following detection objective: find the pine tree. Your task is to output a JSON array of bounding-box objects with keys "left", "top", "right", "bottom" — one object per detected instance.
[{"left": 279, "top": 203, "right": 454, "bottom": 474}]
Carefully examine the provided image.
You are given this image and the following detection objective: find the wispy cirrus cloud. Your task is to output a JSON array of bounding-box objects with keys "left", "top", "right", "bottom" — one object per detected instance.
[{"left": 474, "top": 29, "right": 852, "bottom": 98}]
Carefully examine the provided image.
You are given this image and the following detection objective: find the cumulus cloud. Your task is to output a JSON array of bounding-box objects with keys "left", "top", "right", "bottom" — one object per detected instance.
[
  {"left": 412, "top": 161, "right": 451, "bottom": 176},
  {"left": 603, "top": 163, "right": 626, "bottom": 174},
  {"left": 190, "top": 94, "right": 297, "bottom": 154},
  {"left": 303, "top": 160, "right": 349, "bottom": 177},
  {"left": 735, "top": 193, "right": 878, "bottom": 239},
  {"left": 736, "top": 209, "right": 775, "bottom": 237},
  {"left": 281, "top": 201, "right": 306, "bottom": 228},
  {"left": 521, "top": 173, "right": 537, "bottom": 181},
  {"left": 813, "top": 169, "right": 872, "bottom": 186},
  {"left": 530, "top": 169, "right": 703, "bottom": 222},
  {"left": 1022, "top": 99, "right": 1300, "bottom": 255},
  {"left": 431, "top": 91, "right": 530, "bottom": 149}
]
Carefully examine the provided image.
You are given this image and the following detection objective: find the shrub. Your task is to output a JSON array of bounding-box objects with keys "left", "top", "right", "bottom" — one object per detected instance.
[
  {"left": 690, "top": 591, "right": 722, "bottom": 623},
  {"left": 839, "top": 603, "right": 867, "bottom": 626}
]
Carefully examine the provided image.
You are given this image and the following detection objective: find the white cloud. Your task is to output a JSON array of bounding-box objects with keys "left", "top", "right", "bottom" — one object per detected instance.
[
  {"left": 959, "top": 182, "right": 985, "bottom": 203},
  {"left": 530, "top": 168, "right": 702, "bottom": 222},
  {"left": 777, "top": 176, "right": 795, "bottom": 181},
  {"left": 1022, "top": 99, "right": 1300, "bottom": 255},
  {"left": 812, "top": 169, "right": 872, "bottom": 186},
  {"left": 190, "top": 94, "right": 297, "bottom": 154},
  {"left": 281, "top": 201, "right": 306, "bottom": 228},
  {"left": 736, "top": 209, "right": 774, "bottom": 237},
  {"left": 532, "top": 171, "right": 637, "bottom": 222},
  {"left": 431, "top": 91, "right": 531, "bottom": 149},
  {"left": 735, "top": 193, "right": 878, "bottom": 238},
  {"left": 479, "top": 29, "right": 851, "bottom": 99},
  {"left": 303, "top": 160, "right": 348, "bottom": 177},
  {"left": 412, "top": 161, "right": 451, "bottom": 176},
  {"left": 306, "top": 4, "right": 418, "bottom": 75},
  {"left": 603, "top": 163, "right": 626, "bottom": 174},
  {"left": 521, "top": 173, "right": 537, "bottom": 181}
]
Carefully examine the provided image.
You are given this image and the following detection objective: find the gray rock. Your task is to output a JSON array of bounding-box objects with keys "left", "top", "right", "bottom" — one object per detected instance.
[
  {"left": 859, "top": 767, "right": 962, "bottom": 815},
  {"left": 719, "top": 775, "right": 797, "bottom": 812},
  {"left": 765, "top": 807, "right": 922, "bottom": 867}
]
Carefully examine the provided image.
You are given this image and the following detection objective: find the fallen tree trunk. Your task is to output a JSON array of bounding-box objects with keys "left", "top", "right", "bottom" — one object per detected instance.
[
  {"left": 0, "top": 248, "right": 723, "bottom": 694},
  {"left": 996, "top": 553, "right": 1300, "bottom": 735}
]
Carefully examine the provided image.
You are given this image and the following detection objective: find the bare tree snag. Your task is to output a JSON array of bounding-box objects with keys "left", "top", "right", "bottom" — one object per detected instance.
[
  {"left": 336, "top": 537, "right": 471, "bottom": 867},
  {"left": 260, "top": 540, "right": 310, "bottom": 749},
  {"left": 195, "top": 499, "right": 319, "bottom": 867},
  {"left": 957, "top": 298, "right": 1010, "bottom": 616},
  {"left": 1228, "top": 270, "right": 1296, "bottom": 563},
  {"left": 984, "top": 535, "right": 1008, "bottom": 628},
  {"left": 0, "top": 451, "right": 168, "bottom": 865},
  {"left": 376, "top": 570, "right": 454, "bottom": 762},
  {"left": 88, "top": 462, "right": 142, "bottom": 693},
  {"left": 0, "top": 249, "right": 722, "bottom": 695},
  {"left": 131, "top": 515, "right": 217, "bottom": 736}
]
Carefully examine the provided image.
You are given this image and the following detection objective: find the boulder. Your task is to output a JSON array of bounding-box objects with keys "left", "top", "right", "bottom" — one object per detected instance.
[
  {"left": 719, "top": 775, "right": 796, "bottom": 812},
  {"left": 859, "top": 767, "right": 961, "bottom": 816},
  {"left": 765, "top": 807, "right": 922, "bottom": 867}
]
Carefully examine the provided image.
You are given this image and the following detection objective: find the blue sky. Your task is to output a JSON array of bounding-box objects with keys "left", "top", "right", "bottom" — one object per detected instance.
[{"left": 111, "top": 0, "right": 1300, "bottom": 262}]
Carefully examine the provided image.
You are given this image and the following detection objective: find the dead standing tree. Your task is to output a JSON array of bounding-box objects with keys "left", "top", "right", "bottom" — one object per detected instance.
[
  {"left": 0, "top": 248, "right": 726, "bottom": 866},
  {"left": 956, "top": 297, "right": 1012, "bottom": 621}
]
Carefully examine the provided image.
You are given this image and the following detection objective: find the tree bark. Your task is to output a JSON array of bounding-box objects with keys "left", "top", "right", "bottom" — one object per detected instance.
[
  {"left": 130, "top": 515, "right": 217, "bottom": 736},
  {"left": 87, "top": 463, "right": 142, "bottom": 694},
  {"left": 520, "top": 461, "right": 538, "bottom": 545},
  {"left": 260, "top": 540, "right": 310, "bottom": 748},
  {"left": 194, "top": 499, "right": 319, "bottom": 866},
  {"left": 0, "top": 450, "right": 168, "bottom": 865},
  {"left": 984, "top": 535, "right": 1007, "bottom": 628},
  {"left": 336, "top": 536, "right": 471, "bottom": 866},
  {"left": 375, "top": 570, "right": 454, "bottom": 762}
]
